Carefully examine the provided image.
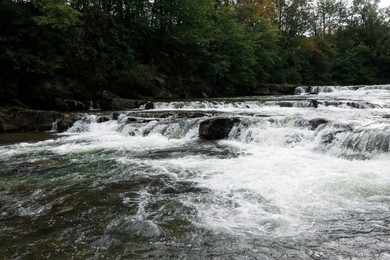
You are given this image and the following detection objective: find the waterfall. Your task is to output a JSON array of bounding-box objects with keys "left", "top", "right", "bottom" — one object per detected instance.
[{"left": 2, "top": 84, "right": 390, "bottom": 259}]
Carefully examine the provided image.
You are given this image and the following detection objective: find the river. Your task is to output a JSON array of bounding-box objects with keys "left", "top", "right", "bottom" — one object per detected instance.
[{"left": 1, "top": 85, "right": 390, "bottom": 259}]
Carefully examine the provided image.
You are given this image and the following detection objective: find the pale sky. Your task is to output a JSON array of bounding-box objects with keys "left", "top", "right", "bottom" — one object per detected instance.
[{"left": 379, "top": 0, "right": 390, "bottom": 8}]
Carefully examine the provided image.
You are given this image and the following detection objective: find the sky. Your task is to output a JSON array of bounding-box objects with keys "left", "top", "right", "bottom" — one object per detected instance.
[{"left": 379, "top": 0, "right": 390, "bottom": 8}]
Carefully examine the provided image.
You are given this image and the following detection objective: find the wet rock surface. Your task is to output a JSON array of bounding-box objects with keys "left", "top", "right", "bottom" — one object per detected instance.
[
  {"left": 309, "top": 118, "right": 329, "bottom": 130},
  {"left": 100, "top": 90, "right": 146, "bottom": 110},
  {"left": 57, "top": 113, "right": 80, "bottom": 132},
  {"left": 342, "top": 127, "right": 390, "bottom": 157},
  {"left": 0, "top": 108, "right": 62, "bottom": 132},
  {"left": 199, "top": 118, "right": 240, "bottom": 140}
]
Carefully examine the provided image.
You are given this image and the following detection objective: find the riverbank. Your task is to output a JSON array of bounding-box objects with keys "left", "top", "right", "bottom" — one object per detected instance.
[{"left": 0, "top": 84, "right": 298, "bottom": 133}]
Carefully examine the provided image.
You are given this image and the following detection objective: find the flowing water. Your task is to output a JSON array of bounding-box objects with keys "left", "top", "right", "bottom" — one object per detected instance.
[{"left": 1, "top": 85, "right": 390, "bottom": 259}]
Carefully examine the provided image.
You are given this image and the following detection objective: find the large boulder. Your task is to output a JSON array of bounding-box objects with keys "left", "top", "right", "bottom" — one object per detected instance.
[
  {"left": 309, "top": 118, "right": 329, "bottom": 130},
  {"left": 199, "top": 118, "right": 240, "bottom": 140}
]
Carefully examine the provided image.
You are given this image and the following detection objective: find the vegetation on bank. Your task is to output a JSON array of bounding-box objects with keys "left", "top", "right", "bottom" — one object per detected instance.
[{"left": 1, "top": 0, "right": 389, "bottom": 106}]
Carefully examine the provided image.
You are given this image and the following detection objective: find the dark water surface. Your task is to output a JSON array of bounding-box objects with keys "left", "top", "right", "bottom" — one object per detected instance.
[{"left": 0, "top": 132, "right": 57, "bottom": 145}]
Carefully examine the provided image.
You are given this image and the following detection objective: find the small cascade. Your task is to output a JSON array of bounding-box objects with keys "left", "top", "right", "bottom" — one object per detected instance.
[
  {"left": 62, "top": 110, "right": 390, "bottom": 159},
  {"left": 65, "top": 112, "right": 202, "bottom": 140},
  {"left": 50, "top": 119, "right": 61, "bottom": 132},
  {"left": 228, "top": 117, "right": 313, "bottom": 147},
  {"left": 341, "top": 126, "right": 390, "bottom": 158},
  {"left": 153, "top": 100, "right": 264, "bottom": 110},
  {"left": 265, "top": 100, "right": 316, "bottom": 108},
  {"left": 66, "top": 114, "right": 101, "bottom": 133},
  {"left": 312, "top": 122, "right": 354, "bottom": 153},
  {"left": 295, "top": 86, "right": 336, "bottom": 95},
  {"left": 294, "top": 84, "right": 390, "bottom": 96},
  {"left": 321, "top": 100, "right": 380, "bottom": 109},
  {"left": 55, "top": 83, "right": 390, "bottom": 160}
]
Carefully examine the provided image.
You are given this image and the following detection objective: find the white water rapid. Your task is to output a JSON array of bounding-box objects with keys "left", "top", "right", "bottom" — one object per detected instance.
[{"left": 0, "top": 85, "right": 390, "bottom": 259}]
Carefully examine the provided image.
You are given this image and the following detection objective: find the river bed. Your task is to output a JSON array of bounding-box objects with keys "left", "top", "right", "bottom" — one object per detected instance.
[{"left": 1, "top": 85, "right": 390, "bottom": 259}]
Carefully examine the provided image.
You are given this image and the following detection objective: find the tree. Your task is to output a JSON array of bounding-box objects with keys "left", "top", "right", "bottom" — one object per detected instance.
[
  {"left": 274, "top": 0, "right": 312, "bottom": 40},
  {"left": 313, "top": 0, "right": 347, "bottom": 36}
]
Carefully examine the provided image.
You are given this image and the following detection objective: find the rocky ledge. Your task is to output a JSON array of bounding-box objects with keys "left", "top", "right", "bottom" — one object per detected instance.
[
  {"left": 0, "top": 108, "right": 62, "bottom": 132},
  {"left": 199, "top": 118, "right": 240, "bottom": 140},
  {"left": 0, "top": 108, "right": 82, "bottom": 133}
]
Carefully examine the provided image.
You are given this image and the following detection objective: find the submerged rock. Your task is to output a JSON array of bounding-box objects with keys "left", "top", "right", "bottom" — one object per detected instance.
[
  {"left": 14, "top": 160, "right": 58, "bottom": 173},
  {"left": 199, "top": 118, "right": 240, "bottom": 140}
]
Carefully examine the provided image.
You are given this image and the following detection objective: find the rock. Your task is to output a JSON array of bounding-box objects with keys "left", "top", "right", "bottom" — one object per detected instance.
[
  {"left": 251, "top": 84, "right": 298, "bottom": 96},
  {"left": 14, "top": 159, "right": 65, "bottom": 173},
  {"left": 14, "top": 162, "right": 43, "bottom": 173},
  {"left": 52, "top": 195, "right": 71, "bottom": 207},
  {"left": 97, "top": 116, "right": 110, "bottom": 123},
  {"left": 270, "top": 84, "right": 297, "bottom": 95},
  {"left": 346, "top": 101, "right": 376, "bottom": 109},
  {"left": 199, "top": 118, "right": 240, "bottom": 140},
  {"left": 317, "top": 123, "right": 353, "bottom": 144},
  {"left": 144, "top": 102, "right": 155, "bottom": 110},
  {"left": 278, "top": 102, "right": 294, "bottom": 107},
  {"left": 309, "top": 118, "right": 329, "bottom": 130},
  {"left": 294, "top": 87, "right": 308, "bottom": 95},
  {"left": 62, "top": 99, "right": 87, "bottom": 111},
  {"left": 12, "top": 99, "right": 30, "bottom": 108},
  {"left": 311, "top": 100, "right": 319, "bottom": 108},
  {"left": 100, "top": 90, "right": 145, "bottom": 110},
  {"left": 2, "top": 108, "right": 62, "bottom": 132},
  {"left": 126, "top": 117, "right": 138, "bottom": 123},
  {"left": 176, "top": 112, "right": 211, "bottom": 119},
  {"left": 342, "top": 127, "right": 390, "bottom": 157},
  {"left": 309, "top": 86, "right": 319, "bottom": 95},
  {"left": 89, "top": 101, "right": 101, "bottom": 110},
  {"left": 112, "top": 113, "right": 120, "bottom": 120},
  {"left": 57, "top": 113, "right": 79, "bottom": 132},
  {"left": 0, "top": 122, "right": 19, "bottom": 132}
]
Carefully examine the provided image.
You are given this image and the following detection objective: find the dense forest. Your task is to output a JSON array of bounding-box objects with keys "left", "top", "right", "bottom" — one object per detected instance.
[{"left": 1, "top": 0, "right": 389, "bottom": 106}]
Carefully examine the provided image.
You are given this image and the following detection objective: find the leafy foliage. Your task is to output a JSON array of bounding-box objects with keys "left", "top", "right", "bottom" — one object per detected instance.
[{"left": 0, "top": 0, "right": 389, "bottom": 103}]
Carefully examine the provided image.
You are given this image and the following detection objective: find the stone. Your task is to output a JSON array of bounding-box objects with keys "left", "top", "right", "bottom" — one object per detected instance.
[
  {"left": 112, "top": 113, "right": 120, "bottom": 120},
  {"left": 144, "top": 102, "right": 155, "bottom": 110},
  {"left": 342, "top": 127, "right": 390, "bottom": 157},
  {"left": 100, "top": 90, "right": 145, "bottom": 110},
  {"left": 199, "top": 118, "right": 240, "bottom": 140},
  {"left": 0, "top": 122, "right": 19, "bottom": 132},
  {"left": 4, "top": 108, "right": 62, "bottom": 132},
  {"left": 57, "top": 113, "right": 79, "bottom": 132},
  {"left": 97, "top": 116, "right": 110, "bottom": 123},
  {"left": 318, "top": 123, "right": 353, "bottom": 144},
  {"left": 309, "top": 118, "right": 329, "bottom": 130},
  {"left": 311, "top": 100, "right": 319, "bottom": 108}
]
